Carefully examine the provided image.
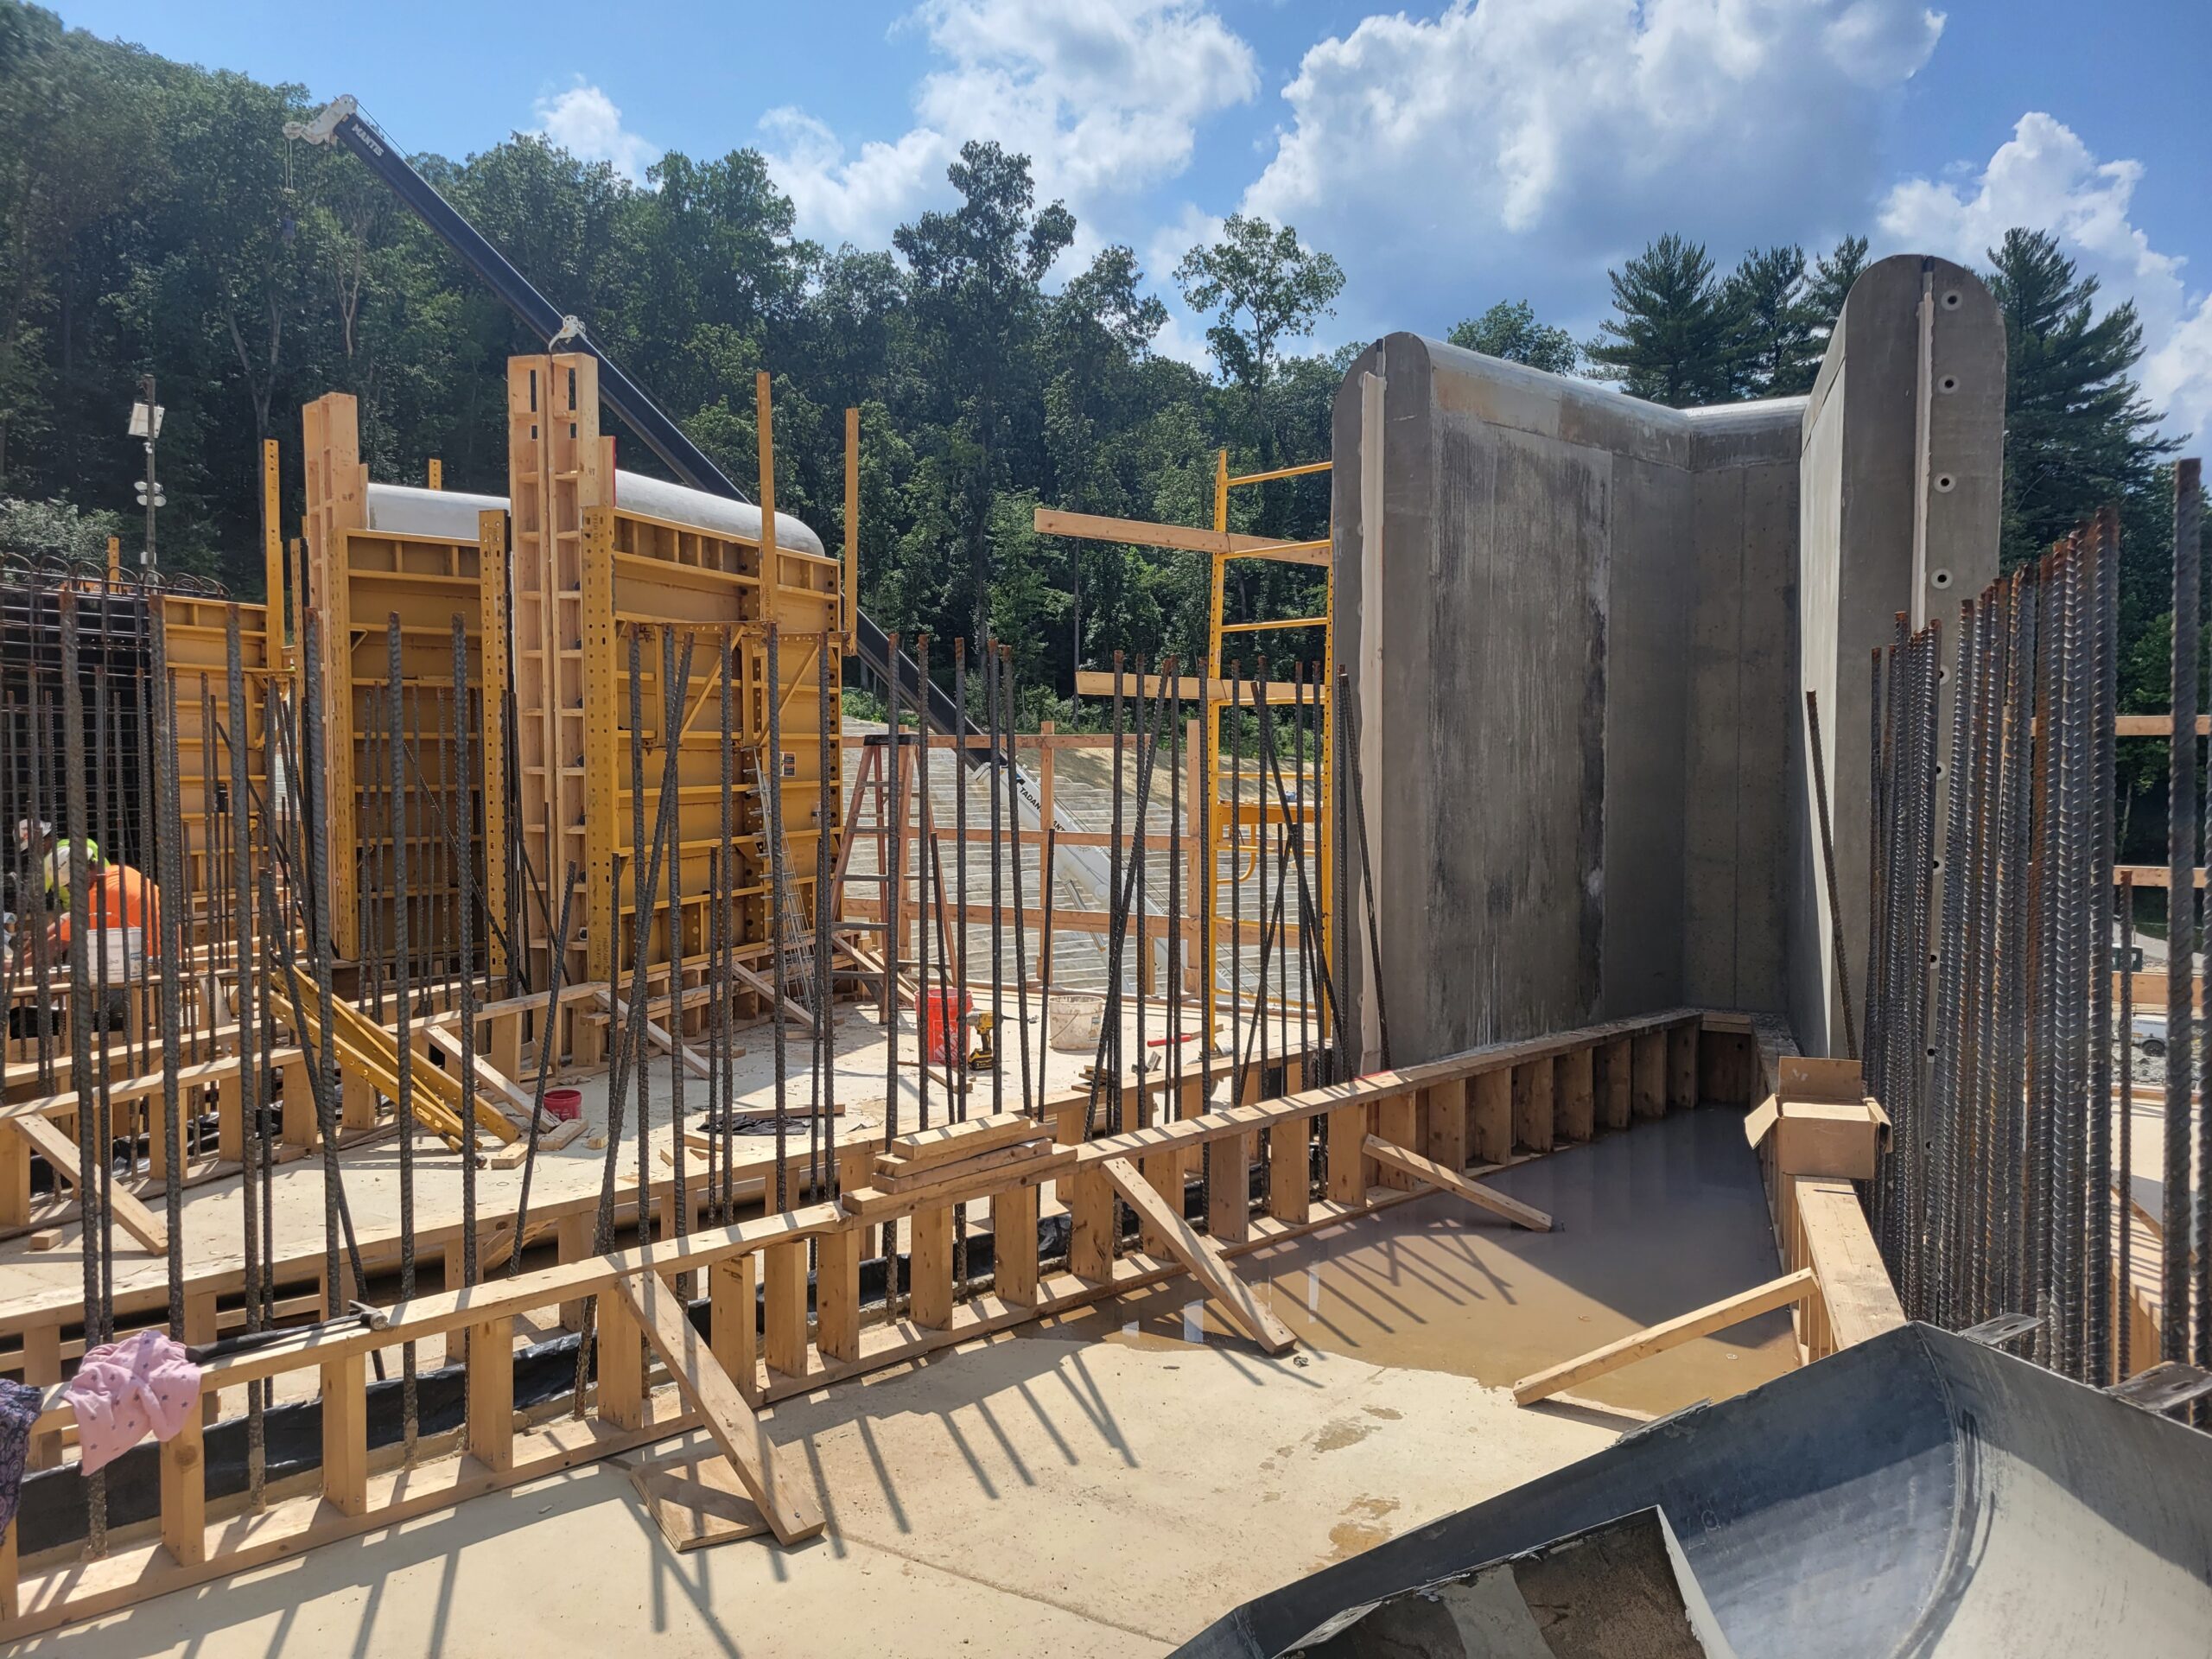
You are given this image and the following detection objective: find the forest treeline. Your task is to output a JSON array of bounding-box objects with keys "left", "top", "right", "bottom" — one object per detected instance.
[{"left": 0, "top": 1, "right": 2185, "bottom": 760}]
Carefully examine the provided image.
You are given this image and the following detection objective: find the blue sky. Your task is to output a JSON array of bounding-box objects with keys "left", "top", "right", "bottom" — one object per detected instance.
[{"left": 51, "top": 0, "right": 2212, "bottom": 436}]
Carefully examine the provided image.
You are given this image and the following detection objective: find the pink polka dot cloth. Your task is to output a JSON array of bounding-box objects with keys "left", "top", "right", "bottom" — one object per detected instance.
[{"left": 65, "top": 1329, "right": 203, "bottom": 1477}]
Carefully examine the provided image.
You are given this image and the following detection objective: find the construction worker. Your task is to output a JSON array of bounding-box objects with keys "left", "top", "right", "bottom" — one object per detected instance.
[
  {"left": 13, "top": 818, "right": 98, "bottom": 907},
  {"left": 18, "top": 844, "right": 158, "bottom": 1030}
]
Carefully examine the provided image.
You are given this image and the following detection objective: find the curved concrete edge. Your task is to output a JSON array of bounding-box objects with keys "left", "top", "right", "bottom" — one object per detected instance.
[{"left": 1177, "top": 1322, "right": 2212, "bottom": 1659}]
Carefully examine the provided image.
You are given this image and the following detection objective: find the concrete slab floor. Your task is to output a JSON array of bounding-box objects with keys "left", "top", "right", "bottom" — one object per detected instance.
[{"left": 32, "top": 1329, "right": 1616, "bottom": 1659}]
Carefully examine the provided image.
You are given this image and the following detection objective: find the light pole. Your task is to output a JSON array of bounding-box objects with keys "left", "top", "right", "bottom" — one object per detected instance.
[{"left": 128, "top": 375, "right": 164, "bottom": 570}]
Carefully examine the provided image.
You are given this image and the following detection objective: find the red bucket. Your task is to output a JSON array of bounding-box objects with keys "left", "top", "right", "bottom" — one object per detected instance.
[
  {"left": 544, "top": 1086, "right": 583, "bottom": 1123},
  {"left": 923, "top": 989, "right": 971, "bottom": 1065}
]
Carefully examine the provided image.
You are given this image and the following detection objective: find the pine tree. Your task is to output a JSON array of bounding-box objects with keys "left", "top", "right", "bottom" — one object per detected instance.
[
  {"left": 1585, "top": 234, "right": 1735, "bottom": 407},
  {"left": 1446, "top": 299, "right": 1578, "bottom": 375},
  {"left": 1722, "top": 245, "right": 1821, "bottom": 397},
  {"left": 1986, "top": 227, "right": 2173, "bottom": 567},
  {"left": 1804, "top": 234, "right": 1869, "bottom": 342}
]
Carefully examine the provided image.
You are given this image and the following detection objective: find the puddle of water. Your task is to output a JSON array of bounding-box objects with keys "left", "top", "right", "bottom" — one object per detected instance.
[{"left": 1032, "top": 1109, "right": 1799, "bottom": 1417}]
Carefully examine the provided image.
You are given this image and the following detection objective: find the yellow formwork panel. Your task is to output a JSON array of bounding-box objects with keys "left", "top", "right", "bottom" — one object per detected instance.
[
  {"left": 158, "top": 596, "right": 278, "bottom": 952},
  {"left": 302, "top": 389, "right": 499, "bottom": 973}
]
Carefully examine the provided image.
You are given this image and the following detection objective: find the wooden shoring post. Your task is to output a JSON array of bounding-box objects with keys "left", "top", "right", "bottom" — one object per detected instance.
[
  {"left": 911, "top": 1203, "right": 955, "bottom": 1329},
  {"left": 594, "top": 1286, "right": 647, "bottom": 1429},
  {"left": 158, "top": 1413, "right": 207, "bottom": 1567},
  {"left": 1471, "top": 1068, "right": 1512, "bottom": 1164},
  {"left": 761, "top": 1240, "right": 809, "bottom": 1376},
  {"left": 1511, "top": 1059, "right": 1554, "bottom": 1154},
  {"left": 557, "top": 1211, "right": 592, "bottom": 1330},
  {"left": 993, "top": 1183, "right": 1039, "bottom": 1306},
  {"left": 1266, "top": 1115, "right": 1311, "bottom": 1223},
  {"left": 1599, "top": 1038, "right": 1631, "bottom": 1130},
  {"left": 709, "top": 1251, "right": 760, "bottom": 1387},
  {"left": 0, "top": 1125, "right": 28, "bottom": 1230},
  {"left": 1070, "top": 1167, "right": 1116, "bottom": 1280},
  {"left": 1372, "top": 1090, "right": 1421, "bottom": 1191},
  {"left": 1139, "top": 1150, "right": 1184, "bottom": 1253},
  {"left": 1630, "top": 1031, "right": 1666, "bottom": 1118},
  {"left": 816, "top": 1228, "right": 862, "bottom": 1358},
  {"left": 22, "top": 1321, "right": 60, "bottom": 1469},
  {"left": 1556, "top": 1046, "right": 1596, "bottom": 1141},
  {"left": 1666, "top": 1021, "right": 1698, "bottom": 1109},
  {"left": 320, "top": 1350, "right": 368, "bottom": 1516},
  {"left": 1102, "top": 1156, "right": 1296, "bottom": 1354},
  {"left": 1422, "top": 1077, "right": 1470, "bottom": 1172},
  {"left": 467, "top": 1315, "right": 516, "bottom": 1473},
  {"left": 1208, "top": 1129, "right": 1253, "bottom": 1242},
  {"left": 1325, "top": 1103, "right": 1370, "bottom": 1201}
]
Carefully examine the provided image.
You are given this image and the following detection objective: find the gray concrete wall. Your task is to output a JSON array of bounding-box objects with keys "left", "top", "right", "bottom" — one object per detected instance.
[
  {"left": 1332, "top": 257, "right": 2005, "bottom": 1069},
  {"left": 1332, "top": 337, "right": 1801, "bottom": 1064},
  {"left": 1789, "top": 256, "right": 2006, "bottom": 1056}
]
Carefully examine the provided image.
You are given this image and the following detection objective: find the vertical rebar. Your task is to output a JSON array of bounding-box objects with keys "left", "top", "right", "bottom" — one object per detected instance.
[{"left": 2165, "top": 461, "right": 2200, "bottom": 1362}]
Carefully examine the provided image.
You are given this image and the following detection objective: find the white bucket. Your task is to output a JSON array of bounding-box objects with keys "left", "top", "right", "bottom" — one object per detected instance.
[{"left": 1047, "top": 995, "right": 1104, "bottom": 1053}]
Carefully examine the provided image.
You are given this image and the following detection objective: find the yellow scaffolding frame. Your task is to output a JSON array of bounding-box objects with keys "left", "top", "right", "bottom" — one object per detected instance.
[{"left": 1202, "top": 451, "right": 1332, "bottom": 1047}]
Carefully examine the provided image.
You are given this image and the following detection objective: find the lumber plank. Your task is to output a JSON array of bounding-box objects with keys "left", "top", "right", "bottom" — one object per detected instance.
[
  {"left": 1362, "top": 1135, "right": 1552, "bottom": 1232},
  {"left": 626, "top": 1451, "right": 769, "bottom": 1551},
  {"left": 1471, "top": 1069, "right": 1512, "bottom": 1163},
  {"left": 880, "top": 1109, "right": 1042, "bottom": 1173},
  {"left": 839, "top": 1143, "right": 1069, "bottom": 1220},
  {"left": 1099, "top": 1157, "right": 1295, "bottom": 1354},
  {"left": 874, "top": 1136, "right": 1046, "bottom": 1192},
  {"left": 1511, "top": 1268, "right": 1817, "bottom": 1405},
  {"left": 10, "top": 1115, "right": 168, "bottom": 1253},
  {"left": 613, "top": 1268, "right": 825, "bottom": 1544}
]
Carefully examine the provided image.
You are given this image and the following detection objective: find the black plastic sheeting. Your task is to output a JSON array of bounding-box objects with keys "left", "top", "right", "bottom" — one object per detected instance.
[
  {"left": 17, "top": 1210, "right": 1078, "bottom": 1556},
  {"left": 1179, "top": 1323, "right": 2212, "bottom": 1659}
]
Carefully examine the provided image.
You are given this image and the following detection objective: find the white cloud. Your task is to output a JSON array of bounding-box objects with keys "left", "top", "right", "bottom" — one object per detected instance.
[
  {"left": 762, "top": 0, "right": 1257, "bottom": 258},
  {"left": 532, "top": 79, "right": 661, "bottom": 183},
  {"left": 1238, "top": 0, "right": 1942, "bottom": 345},
  {"left": 1881, "top": 113, "right": 2210, "bottom": 441}
]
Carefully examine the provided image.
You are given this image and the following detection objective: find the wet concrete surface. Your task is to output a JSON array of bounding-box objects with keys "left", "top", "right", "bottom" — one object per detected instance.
[{"left": 1030, "top": 1107, "right": 1797, "bottom": 1417}]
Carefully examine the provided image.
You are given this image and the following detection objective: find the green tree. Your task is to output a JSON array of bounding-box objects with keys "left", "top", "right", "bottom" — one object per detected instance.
[
  {"left": 893, "top": 140, "right": 1073, "bottom": 645},
  {"left": 1805, "top": 234, "right": 1869, "bottom": 343},
  {"left": 1446, "top": 300, "right": 1578, "bottom": 374},
  {"left": 1174, "top": 214, "right": 1344, "bottom": 460},
  {"left": 1585, "top": 233, "right": 1735, "bottom": 407},
  {"left": 1723, "top": 245, "right": 1820, "bottom": 397},
  {"left": 1986, "top": 226, "right": 2173, "bottom": 568}
]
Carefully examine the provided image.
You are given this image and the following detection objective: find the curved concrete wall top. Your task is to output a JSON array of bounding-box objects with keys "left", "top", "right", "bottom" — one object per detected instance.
[
  {"left": 1791, "top": 255, "right": 2005, "bottom": 1056},
  {"left": 365, "top": 474, "right": 829, "bottom": 556}
]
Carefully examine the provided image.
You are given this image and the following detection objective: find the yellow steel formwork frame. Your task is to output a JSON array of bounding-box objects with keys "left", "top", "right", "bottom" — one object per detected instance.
[
  {"left": 302, "top": 391, "right": 497, "bottom": 975},
  {"left": 1203, "top": 451, "right": 1332, "bottom": 1046},
  {"left": 507, "top": 354, "right": 607, "bottom": 1034},
  {"left": 160, "top": 594, "right": 279, "bottom": 955},
  {"left": 512, "top": 358, "right": 842, "bottom": 1062}
]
